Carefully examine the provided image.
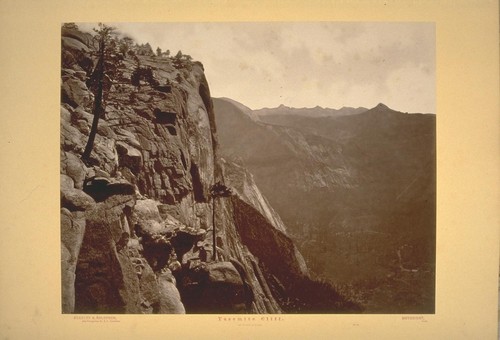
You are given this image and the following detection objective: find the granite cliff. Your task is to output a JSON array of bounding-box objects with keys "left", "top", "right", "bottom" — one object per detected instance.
[{"left": 60, "top": 24, "right": 358, "bottom": 314}]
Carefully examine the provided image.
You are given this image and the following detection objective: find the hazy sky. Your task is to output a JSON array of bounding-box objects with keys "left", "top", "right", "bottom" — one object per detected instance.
[{"left": 79, "top": 22, "right": 435, "bottom": 113}]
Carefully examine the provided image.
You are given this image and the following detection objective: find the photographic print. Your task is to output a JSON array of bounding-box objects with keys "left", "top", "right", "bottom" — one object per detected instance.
[{"left": 60, "top": 22, "right": 435, "bottom": 314}]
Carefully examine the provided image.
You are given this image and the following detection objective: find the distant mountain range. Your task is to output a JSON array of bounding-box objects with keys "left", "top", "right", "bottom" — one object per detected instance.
[
  {"left": 214, "top": 97, "right": 436, "bottom": 313},
  {"left": 218, "top": 97, "right": 369, "bottom": 120},
  {"left": 253, "top": 103, "right": 369, "bottom": 118}
]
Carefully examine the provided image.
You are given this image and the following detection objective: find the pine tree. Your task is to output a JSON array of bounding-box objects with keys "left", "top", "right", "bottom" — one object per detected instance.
[{"left": 82, "top": 23, "right": 117, "bottom": 164}]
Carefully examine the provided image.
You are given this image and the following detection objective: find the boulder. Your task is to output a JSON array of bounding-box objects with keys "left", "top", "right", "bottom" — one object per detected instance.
[
  {"left": 61, "top": 174, "right": 74, "bottom": 190},
  {"left": 115, "top": 129, "right": 142, "bottom": 149},
  {"left": 61, "top": 27, "right": 93, "bottom": 47},
  {"left": 61, "top": 106, "right": 71, "bottom": 122},
  {"left": 72, "top": 107, "right": 94, "bottom": 123},
  {"left": 157, "top": 271, "right": 185, "bottom": 313},
  {"left": 61, "top": 119, "right": 85, "bottom": 153},
  {"left": 61, "top": 78, "right": 93, "bottom": 108},
  {"left": 134, "top": 199, "right": 162, "bottom": 223},
  {"left": 93, "top": 137, "right": 119, "bottom": 173},
  {"left": 61, "top": 49, "right": 77, "bottom": 69},
  {"left": 116, "top": 141, "right": 143, "bottom": 172},
  {"left": 206, "top": 261, "right": 243, "bottom": 286},
  {"left": 61, "top": 187, "right": 96, "bottom": 211},
  {"left": 61, "top": 152, "right": 87, "bottom": 189},
  {"left": 137, "top": 219, "right": 165, "bottom": 235},
  {"left": 62, "top": 36, "right": 90, "bottom": 53}
]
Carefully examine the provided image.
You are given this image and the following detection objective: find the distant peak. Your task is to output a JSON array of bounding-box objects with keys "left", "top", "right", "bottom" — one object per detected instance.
[{"left": 375, "top": 103, "right": 389, "bottom": 109}]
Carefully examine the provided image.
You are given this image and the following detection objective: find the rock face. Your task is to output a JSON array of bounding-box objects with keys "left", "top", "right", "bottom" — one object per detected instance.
[
  {"left": 222, "top": 159, "right": 288, "bottom": 234},
  {"left": 60, "top": 25, "right": 356, "bottom": 314}
]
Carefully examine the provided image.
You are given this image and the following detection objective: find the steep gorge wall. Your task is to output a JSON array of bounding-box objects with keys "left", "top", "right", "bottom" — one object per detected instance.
[{"left": 60, "top": 26, "right": 313, "bottom": 314}]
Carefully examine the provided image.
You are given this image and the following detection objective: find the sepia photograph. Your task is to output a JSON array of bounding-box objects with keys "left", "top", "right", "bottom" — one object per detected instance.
[
  {"left": 1, "top": 0, "right": 498, "bottom": 338},
  {"left": 60, "top": 22, "right": 435, "bottom": 314}
]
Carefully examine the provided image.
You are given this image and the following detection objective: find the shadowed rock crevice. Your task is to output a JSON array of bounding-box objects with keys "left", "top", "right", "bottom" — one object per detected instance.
[
  {"left": 83, "top": 178, "right": 135, "bottom": 202},
  {"left": 189, "top": 163, "right": 206, "bottom": 203},
  {"left": 154, "top": 109, "right": 177, "bottom": 125}
]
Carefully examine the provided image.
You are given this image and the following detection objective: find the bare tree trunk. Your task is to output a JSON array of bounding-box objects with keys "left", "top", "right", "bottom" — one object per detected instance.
[{"left": 82, "top": 38, "right": 105, "bottom": 163}]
